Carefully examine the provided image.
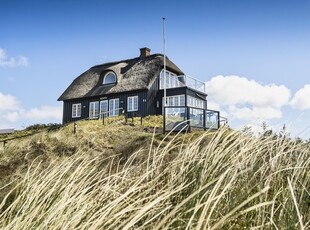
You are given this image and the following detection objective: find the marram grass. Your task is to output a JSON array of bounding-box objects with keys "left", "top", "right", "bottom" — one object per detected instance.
[{"left": 0, "top": 120, "right": 309, "bottom": 229}]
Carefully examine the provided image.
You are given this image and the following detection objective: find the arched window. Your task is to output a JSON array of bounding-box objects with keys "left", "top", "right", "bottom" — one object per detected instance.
[{"left": 102, "top": 72, "right": 116, "bottom": 85}]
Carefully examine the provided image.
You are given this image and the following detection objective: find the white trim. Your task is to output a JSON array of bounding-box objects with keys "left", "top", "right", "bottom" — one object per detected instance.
[
  {"left": 99, "top": 100, "right": 108, "bottom": 118},
  {"left": 162, "top": 94, "right": 185, "bottom": 114},
  {"left": 102, "top": 71, "right": 116, "bottom": 85},
  {"left": 109, "top": 98, "right": 119, "bottom": 116},
  {"left": 159, "top": 69, "right": 180, "bottom": 89},
  {"left": 89, "top": 101, "right": 99, "bottom": 119},
  {"left": 187, "top": 95, "right": 204, "bottom": 109},
  {"left": 72, "top": 103, "right": 81, "bottom": 118},
  {"left": 127, "top": 96, "right": 138, "bottom": 112}
]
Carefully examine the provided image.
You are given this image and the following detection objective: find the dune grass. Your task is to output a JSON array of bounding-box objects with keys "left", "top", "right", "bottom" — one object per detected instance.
[{"left": 0, "top": 119, "right": 309, "bottom": 229}]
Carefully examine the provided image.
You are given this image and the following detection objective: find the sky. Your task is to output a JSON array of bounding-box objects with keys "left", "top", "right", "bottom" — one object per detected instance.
[{"left": 1, "top": 0, "right": 310, "bottom": 138}]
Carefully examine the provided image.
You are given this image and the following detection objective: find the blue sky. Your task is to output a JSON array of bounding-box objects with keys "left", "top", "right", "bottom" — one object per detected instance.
[{"left": 1, "top": 0, "right": 310, "bottom": 137}]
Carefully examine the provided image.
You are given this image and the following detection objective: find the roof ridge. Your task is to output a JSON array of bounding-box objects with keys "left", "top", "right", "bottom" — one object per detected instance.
[{"left": 90, "top": 53, "right": 165, "bottom": 69}]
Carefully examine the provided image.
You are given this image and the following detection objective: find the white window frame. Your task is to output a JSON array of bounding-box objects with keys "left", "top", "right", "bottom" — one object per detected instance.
[
  {"left": 160, "top": 69, "right": 181, "bottom": 89},
  {"left": 187, "top": 95, "right": 204, "bottom": 109},
  {"left": 99, "top": 100, "right": 108, "bottom": 118},
  {"left": 72, "top": 103, "right": 81, "bottom": 118},
  {"left": 89, "top": 101, "right": 100, "bottom": 119},
  {"left": 127, "top": 96, "right": 138, "bottom": 112},
  {"left": 162, "top": 94, "right": 185, "bottom": 114},
  {"left": 102, "top": 72, "right": 116, "bottom": 85},
  {"left": 109, "top": 98, "right": 119, "bottom": 116}
]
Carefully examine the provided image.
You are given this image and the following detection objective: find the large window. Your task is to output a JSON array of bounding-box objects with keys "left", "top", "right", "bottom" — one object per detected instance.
[
  {"left": 163, "top": 94, "right": 185, "bottom": 114},
  {"left": 109, "top": 98, "right": 119, "bottom": 116},
  {"left": 160, "top": 70, "right": 182, "bottom": 89},
  {"left": 100, "top": 100, "right": 108, "bottom": 118},
  {"left": 72, "top": 103, "right": 81, "bottom": 118},
  {"left": 89, "top": 101, "right": 99, "bottom": 119},
  {"left": 187, "top": 95, "right": 204, "bottom": 109},
  {"left": 128, "top": 96, "right": 138, "bottom": 112},
  {"left": 102, "top": 72, "right": 116, "bottom": 85}
]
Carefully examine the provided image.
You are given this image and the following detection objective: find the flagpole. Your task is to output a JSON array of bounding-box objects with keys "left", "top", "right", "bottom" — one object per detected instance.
[{"left": 163, "top": 17, "right": 167, "bottom": 107}]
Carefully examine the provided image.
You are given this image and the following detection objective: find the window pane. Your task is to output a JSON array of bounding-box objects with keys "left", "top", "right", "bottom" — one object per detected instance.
[
  {"left": 100, "top": 100, "right": 108, "bottom": 118},
  {"left": 72, "top": 103, "right": 81, "bottom": 118},
  {"left": 115, "top": 99, "right": 119, "bottom": 115},
  {"left": 95, "top": 102, "right": 99, "bottom": 117},
  {"left": 133, "top": 96, "right": 138, "bottom": 111},
  {"left": 72, "top": 104, "right": 76, "bottom": 117},
  {"left": 128, "top": 97, "right": 133, "bottom": 111},
  {"left": 109, "top": 100, "right": 113, "bottom": 116},
  {"left": 174, "top": 96, "right": 178, "bottom": 106},
  {"left": 180, "top": 95, "right": 185, "bottom": 106},
  {"left": 109, "top": 99, "right": 119, "bottom": 116},
  {"left": 89, "top": 102, "right": 99, "bottom": 119},
  {"left": 103, "top": 72, "right": 116, "bottom": 84},
  {"left": 77, "top": 104, "right": 81, "bottom": 117}
]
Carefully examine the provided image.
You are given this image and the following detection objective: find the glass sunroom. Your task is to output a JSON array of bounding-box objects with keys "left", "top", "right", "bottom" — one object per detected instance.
[{"left": 159, "top": 70, "right": 222, "bottom": 132}]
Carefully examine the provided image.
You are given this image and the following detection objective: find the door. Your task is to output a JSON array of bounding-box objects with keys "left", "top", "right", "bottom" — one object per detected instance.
[
  {"left": 109, "top": 98, "right": 119, "bottom": 116},
  {"left": 100, "top": 100, "right": 108, "bottom": 118}
]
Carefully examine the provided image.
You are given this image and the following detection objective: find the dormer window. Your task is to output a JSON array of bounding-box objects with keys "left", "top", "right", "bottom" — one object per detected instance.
[{"left": 102, "top": 72, "right": 116, "bottom": 85}]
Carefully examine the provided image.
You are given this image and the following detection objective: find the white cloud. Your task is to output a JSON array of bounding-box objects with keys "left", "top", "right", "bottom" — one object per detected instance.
[
  {"left": 290, "top": 84, "right": 310, "bottom": 110},
  {"left": 0, "top": 92, "right": 21, "bottom": 112},
  {"left": 0, "top": 48, "right": 29, "bottom": 67},
  {"left": 205, "top": 75, "right": 291, "bottom": 122},
  {"left": 24, "top": 106, "right": 62, "bottom": 121},
  {"left": 0, "top": 91, "right": 62, "bottom": 129},
  {"left": 2, "top": 111, "right": 20, "bottom": 123},
  {"left": 229, "top": 105, "right": 282, "bottom": 121}
]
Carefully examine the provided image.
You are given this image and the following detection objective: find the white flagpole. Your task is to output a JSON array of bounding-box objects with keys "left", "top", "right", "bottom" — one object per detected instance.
[{"left": 163, "top": 17, "right": 167, "bottom": 107}]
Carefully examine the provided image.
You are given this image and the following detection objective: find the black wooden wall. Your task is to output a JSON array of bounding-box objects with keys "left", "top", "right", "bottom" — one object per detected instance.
[{"left": 62, "top": 90, "right": 149, "bottom": 124}]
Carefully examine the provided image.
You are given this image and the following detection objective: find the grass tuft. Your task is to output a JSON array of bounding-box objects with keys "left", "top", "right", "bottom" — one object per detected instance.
[{"left": 0, "top": 118, "right": 309, "bottom": 229}]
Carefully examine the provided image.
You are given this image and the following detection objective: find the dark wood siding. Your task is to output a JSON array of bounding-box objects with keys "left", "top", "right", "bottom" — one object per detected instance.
[
  {"left": 146, "top": 75, "right": 160, "bottom": 115},
  {"left": 62, "top": 84, "right": 208, "bottom": 123},
  {"left": 62, "top": 90, "right": 148, "bottom": 124}
]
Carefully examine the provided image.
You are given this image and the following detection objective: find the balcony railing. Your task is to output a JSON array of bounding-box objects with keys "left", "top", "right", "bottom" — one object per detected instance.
[
  {"left": 159, "top": 70, "right": 206, "bottom": 93},
  {"left": 163, "top": 106, "right": 222, "bottom": 132},
  {"left": 180, "top": 75, "right": 206, "bottom": 93}
]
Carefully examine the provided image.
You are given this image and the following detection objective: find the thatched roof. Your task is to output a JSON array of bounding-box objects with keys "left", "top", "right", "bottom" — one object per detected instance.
[{"left": 58, "top": 54, "right": 183, "bottom": 101}]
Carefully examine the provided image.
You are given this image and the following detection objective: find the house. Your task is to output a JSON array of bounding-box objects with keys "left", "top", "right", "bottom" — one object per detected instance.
[
  {"left": 0, "top": 128, "right": 15, "bottom": 135},
  {"left": 58, "top": 47, "right": 220, "bottom": 130}
]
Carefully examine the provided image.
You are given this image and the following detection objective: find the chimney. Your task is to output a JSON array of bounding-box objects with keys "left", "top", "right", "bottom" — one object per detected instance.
[{"left": 140, "top": 47, "right": 151, "bottom": 58}]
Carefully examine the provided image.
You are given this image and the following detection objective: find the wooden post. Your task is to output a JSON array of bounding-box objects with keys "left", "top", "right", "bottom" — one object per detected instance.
[
  {"left": 140, "top": 115, "right": 142, "bottom": 126},
  {"left": 73, "top": 122, "right": 77, "bottom": 134},
  {"left": 102, "top": 114, "right": 105, "bottom": 125},
  {"left": 3, "top": 140, "right": 7, "bottom": 147},
  {"left": 131, "top": 112, "right": 134, "bottom": 124}
]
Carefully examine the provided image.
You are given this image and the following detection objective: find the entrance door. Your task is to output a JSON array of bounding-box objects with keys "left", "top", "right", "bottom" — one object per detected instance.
[{"left": 100, "top": 100, "right": 108, "bottom": 118}]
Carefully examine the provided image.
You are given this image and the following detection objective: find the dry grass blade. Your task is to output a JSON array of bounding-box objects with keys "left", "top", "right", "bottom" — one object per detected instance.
[
  {"left": 287, "top": 177, "right": 305, "bottom": 230},
  {"left": 0, "top": 119, "right": 309, "bottom": 229}
]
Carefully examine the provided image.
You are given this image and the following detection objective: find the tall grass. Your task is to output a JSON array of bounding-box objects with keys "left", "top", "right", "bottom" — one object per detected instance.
[{"left": 0, "top": 125, "right": 309, "bottom": 229}]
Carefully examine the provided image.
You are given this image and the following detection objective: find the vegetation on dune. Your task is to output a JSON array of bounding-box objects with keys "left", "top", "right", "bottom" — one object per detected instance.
[{"left": 0, "top": 116, "right": 309, "bottom": 229}]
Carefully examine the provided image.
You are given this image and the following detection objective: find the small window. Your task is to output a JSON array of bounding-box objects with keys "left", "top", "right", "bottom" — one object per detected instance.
[
  {"left": 72, "top": 103, "right": 81, "bottom": 118},
  {"left": 128, "top": 96, "right": 138, "bottom": 112},
  {"left": 102, "top": 72, "right": 116, "bottom": 85}
]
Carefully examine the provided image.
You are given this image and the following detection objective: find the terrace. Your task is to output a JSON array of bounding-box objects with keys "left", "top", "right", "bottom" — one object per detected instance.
[
  {"left": 160, "top": 70, "right": 226, "bottom": 132},
  {"left": 164, "top": 106, "right": 226, "bottom": 132},
  {"left": 159, "top": 70, "right": 206, "bottom": 94}
]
